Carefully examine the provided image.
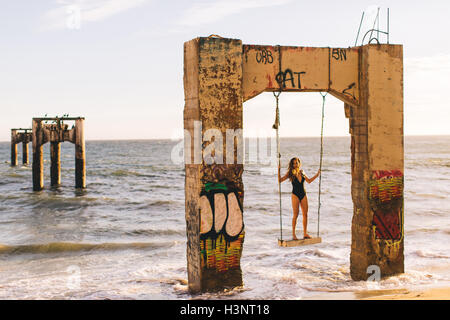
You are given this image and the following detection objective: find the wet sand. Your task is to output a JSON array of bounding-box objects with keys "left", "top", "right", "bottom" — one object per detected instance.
[
  {"left": 304, "top": 285, "right": 450, "bottom": 300},
  {"left": 362, "top": 287, "right": 450, "bottom": 300}
]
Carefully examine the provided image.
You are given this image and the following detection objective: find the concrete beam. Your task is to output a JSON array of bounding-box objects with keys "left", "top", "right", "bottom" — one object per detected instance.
[
  {"left": 22, "top": 142, "right": 29, "bottom": 165},
  {"left": 350, "top": 44, "right": 404, "bottom": 280},
  {"left": 75, "top": 118, "right": 86, "bottom": 189},
  {"left": 242, "top": 45, "right": 360, "bottom": 106},
  {"left": 184, "top": 37, "right": 244, "bottom": 293},
  {"left": 32, "top": 119, "right": 44, "bottom": 191},
  {"left": 10, "top": 130, "right": 18, "bottom": 167},
  {"left": 50, "top": 142, "right": 61, "bottom": 186}
]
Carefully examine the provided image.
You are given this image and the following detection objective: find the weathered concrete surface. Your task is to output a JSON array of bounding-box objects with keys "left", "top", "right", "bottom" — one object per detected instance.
[
  {"left": 32, "top": 120, "right": 44, "bottom": 191},
  {"left": 349, "top": 44, "right": 404, "bottom": 280},
  {"left": 11, "top": 130, "right": 18, "bottom": 167},
  {"left": 50, "top": 142, "right": 61, "bottom": 186},
  {"left": 184, "top": 37, "right": 404, "bottom": 292},
  {"left": 184, "top": 38, "right": 202, "bottom": 294},
  {"left": 22, "top": 141, "right": 29, "bottom": 165},
  {"left": 75, "top": 119, "right": 86, "bottom": 189},
  {"left": 32, "top": 117, "right": 85, "bottom": 191},
  {"left": 11, "top": 129, "right": 31, "bottom": 166},
  {"left": 184, "top": 37, "right": 244, "bottom": 293},
  {"left": 242, "top": 45, "right": 360, "bottom": 106}
]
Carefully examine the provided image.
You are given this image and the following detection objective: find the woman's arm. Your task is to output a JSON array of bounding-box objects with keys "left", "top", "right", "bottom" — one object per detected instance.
[
  {"left": 278, "top": 165, "right": 289, "bottom": 183},
  {"left": 303, "top": 169, "right": 321, "bottom": 184}
]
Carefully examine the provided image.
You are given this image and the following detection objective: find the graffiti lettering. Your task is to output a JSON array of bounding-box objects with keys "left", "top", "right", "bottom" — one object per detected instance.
[
  {"left": 275, "top": 69, "right": 306, "bottom": 89},
  {"left": 332, "top": 48, "right": 347, "bottom": 61},
  {"left": 342, "top": 82, "right": 356, "bottom": 100},
  {"left": 199, "top": 182, "right": 244, "bottom": 272},
  {"left": 369, "top": 170, "right": 403, "bottom": 241},
  {"left": 255, "top": 48, "right": 273, "bottom": 64}
]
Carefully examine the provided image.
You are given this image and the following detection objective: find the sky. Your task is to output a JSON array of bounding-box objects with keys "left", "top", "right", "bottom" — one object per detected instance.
[{"left": 0, "top": 0, "right": 449, "bottom": 141}]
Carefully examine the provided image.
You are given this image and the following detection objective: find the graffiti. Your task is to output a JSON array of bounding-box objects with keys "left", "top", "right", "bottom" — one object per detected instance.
[
  {"left": 255, "top": 48, "right": 273, "bottom": 64},
  {"left": 199, "top": 182, "right": 244, "bottom": 272},
  {"left": 368, "top": 170, "right": 403, "bottom": 240},
  {"left": 200, "top": 164, "right": 244, "bottom": 200},
  {"left": 332, "top": 48, "right": 347, "bottom": 61},
  {"left": 343, "top": 82, "right": 356, "bottom": 100},
  {"left": 275, "top": 69, "right": 306, "bottom": 89},
  {"left": 199, "top": 163, "right": 244, "bottom": 273}
]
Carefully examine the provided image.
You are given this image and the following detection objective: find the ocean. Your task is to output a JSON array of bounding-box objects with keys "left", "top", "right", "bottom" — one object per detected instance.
[{"left": 0, "top": 136, "right": 449, "bottom": 299}]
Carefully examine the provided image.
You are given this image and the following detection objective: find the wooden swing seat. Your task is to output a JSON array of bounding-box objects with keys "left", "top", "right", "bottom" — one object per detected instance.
[{"left": 278, "top": 237, "right": 322, "bottom": 247}]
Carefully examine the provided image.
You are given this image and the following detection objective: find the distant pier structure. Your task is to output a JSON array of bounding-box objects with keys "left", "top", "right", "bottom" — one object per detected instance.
[
  {"left": 32, "top": 117, "right": 86, "bottom": 191},
  {"left": 11, "top": 128, "right": 32, "bottom": 166}
]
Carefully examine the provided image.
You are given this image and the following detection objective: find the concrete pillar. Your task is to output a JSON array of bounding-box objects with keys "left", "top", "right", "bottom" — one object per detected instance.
[
  {"left": 75, "top": 119, "right": 86, "bottom": 189},
  {"left": 184, "top": 37, "right": 244, "bottom": 293},
  {"left": 32, "top": 120, "right": 44, "bottom": 191},
  {"left": 50, "top": 142, "right": 61, "bottom": 186},
  {"left": 10, "top": 130, "right": 17, "bottom": 167},
  {"left": 22, "top": 142, "right": 29, "bottom": 165},
  {"left": 349, "top": 44, "right": 404, "bottom": 280}
]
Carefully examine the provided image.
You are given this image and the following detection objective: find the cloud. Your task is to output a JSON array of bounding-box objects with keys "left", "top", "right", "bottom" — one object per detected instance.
[
  {"left": 41, "top": 0, "right": 151, "bottom": 30},
  {"left": 405, "top": 54, "right": 450, "bottom": 72},
  {"left": 404, "top": 54, "right": 450, "bottom": 104},
  {"left": 403, "top": 54, "right": 450, "bottom": 135},
  {"left": 178, "top": 0, "right": 292, "bottom": 27}
]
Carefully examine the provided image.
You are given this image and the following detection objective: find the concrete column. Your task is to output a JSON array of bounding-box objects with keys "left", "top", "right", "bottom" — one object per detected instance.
[
  {"left": 184, "top": 37, "right": 244, "bottom": 293},
  {"left": 10, "top": 130, "right": 17, "bottom": 167},
  {"left": 75, "top": 119, "right": 86, "bottom": 189},
  {"left": 32, "top": 120, "right": 44, "bottom": 191},
  {"left": 22, "top": 142, "right": 29, "bottom": 165},
  {"left": 50, "top": 142, "right": 61, "bottom": 186},
  {"left": 350, "top": 44, "right": 404, "bottom": 280}
]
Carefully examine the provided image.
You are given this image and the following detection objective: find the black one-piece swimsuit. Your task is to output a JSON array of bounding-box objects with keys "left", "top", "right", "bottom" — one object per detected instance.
[{"left": 292, "top": 174, "right": 306, "bottom": 201}]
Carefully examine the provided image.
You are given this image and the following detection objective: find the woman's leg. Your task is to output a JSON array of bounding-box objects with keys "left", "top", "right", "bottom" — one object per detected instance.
[
  {"left": 291, "top": 194, "right": 300, "bottom": 240},
  {"left": 300, "top": 195, "right": 310, "bottom": 238}
]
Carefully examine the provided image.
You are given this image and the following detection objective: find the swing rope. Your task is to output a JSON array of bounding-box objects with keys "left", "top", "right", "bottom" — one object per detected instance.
[
  {"left": 273, "top": 91, "right": 327, "bottom": 242},
  {"left": 317, "top": 92, "right": 327, "bottom": 238},
  {"left": 273, "top": 91, "right": 282, "bottom": 240}
]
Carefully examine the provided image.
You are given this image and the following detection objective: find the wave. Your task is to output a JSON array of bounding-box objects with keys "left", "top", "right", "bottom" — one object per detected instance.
[
  {"left": 301, "top": 249, "right": 337, "bottom": 259},
  {"left": 125, "top": 228, "right": 184, "bottom": 236},
  {"left": 0, "top": 241, "right": 173, "bottom": 255},
  {"left": 4, "top": 172, "right": 26, "bottom": 178},
  {"left": 109, "top": 170, "right": 158, "bottom": 178},
  {"left": 135, "top": 200, "right": 181, "bottom": 210},
  {"left": 408, "top": 192, "right": 447, "bottom": 199},
  {"left": 411, "top": 250, "right": 449, "bottom": 259}
]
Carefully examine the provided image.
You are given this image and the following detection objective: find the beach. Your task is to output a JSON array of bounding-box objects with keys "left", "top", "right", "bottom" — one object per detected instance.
[
  {"left": 362, "top": 286, "right": 450, "bottom": 300},
  {"left": 0, "top": 136, "right": 449, "bottom": 299}
]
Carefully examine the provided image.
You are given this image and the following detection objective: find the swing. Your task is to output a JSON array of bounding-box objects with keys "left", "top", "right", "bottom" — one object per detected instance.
[{"left": 274, "top": 91, "right": 327, "bottom": 247}]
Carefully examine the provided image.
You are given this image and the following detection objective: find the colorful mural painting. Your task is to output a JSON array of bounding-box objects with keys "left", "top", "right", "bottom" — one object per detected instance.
[
  {"left": 199, "top": 164, "right": 244, "bottom": 273},
  {"left": 368, "top": 170, "right": 404, "bottom": 240}
]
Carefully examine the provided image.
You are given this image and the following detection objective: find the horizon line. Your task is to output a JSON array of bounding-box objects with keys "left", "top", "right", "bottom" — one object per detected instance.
[{"left": 0, "top": 134, "right": 449, "bottom": 143}]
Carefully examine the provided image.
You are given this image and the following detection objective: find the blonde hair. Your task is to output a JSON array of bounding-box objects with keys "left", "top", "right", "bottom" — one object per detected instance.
[{"left": 287, "top": 157, "right": 302, "bottom": 182}]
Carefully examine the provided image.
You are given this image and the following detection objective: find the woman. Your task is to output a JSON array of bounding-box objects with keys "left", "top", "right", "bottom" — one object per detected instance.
[{"left": 278, "top": 157, "right": 320, "bottom": 240}]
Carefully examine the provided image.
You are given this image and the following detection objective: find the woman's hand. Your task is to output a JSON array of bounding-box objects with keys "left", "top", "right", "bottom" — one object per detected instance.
[
  {"left": 278, "top": 163, "right": 288, "bottom": 183},
  {"left": 306, "top": 169, "right": 321, "bottom": 184}
]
